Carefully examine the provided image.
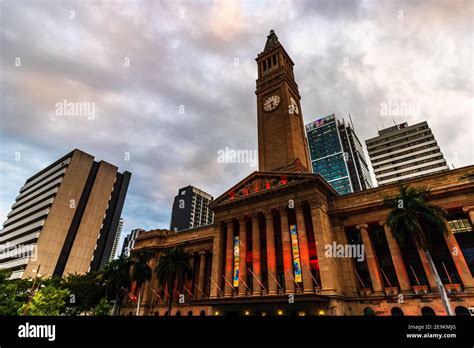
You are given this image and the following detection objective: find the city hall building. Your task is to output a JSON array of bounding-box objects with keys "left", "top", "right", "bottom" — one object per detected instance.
[{"left": 123, "top": 31, "right": 474, "bottom": 316}]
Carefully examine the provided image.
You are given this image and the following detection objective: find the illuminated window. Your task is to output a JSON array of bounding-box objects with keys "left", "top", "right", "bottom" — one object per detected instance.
[
  {"left": 449, "top": 218, "right": 472, "bottom": 234},
  {"left": 449, "top": 212, "right": 474, "bottom": 276}
]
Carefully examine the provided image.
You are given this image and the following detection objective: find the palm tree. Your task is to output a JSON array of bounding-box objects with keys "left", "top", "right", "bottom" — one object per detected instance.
[
  {"left": 155, "top": 247, "right": 193, "bottom": 316},
  {"left": 384, "top": 185, "right": 454, "bottom": 315},
  {"left": 102, "top": 255, "right": 132, "bottom": 315},
  {"left": 130, "top": 250, "right": 154, "bottom": 315}
]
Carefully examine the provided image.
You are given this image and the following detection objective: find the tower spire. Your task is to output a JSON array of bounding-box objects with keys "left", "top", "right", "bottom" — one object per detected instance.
[{"left": 264, "top": 29, "right": 279, "bottom": 52}]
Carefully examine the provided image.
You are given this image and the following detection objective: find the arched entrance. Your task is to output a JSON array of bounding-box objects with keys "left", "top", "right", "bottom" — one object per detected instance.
[
  {"left": 391, "top": 307, "right": 404, "bottom": 316},
  {"left": 421, "top": 307, "right": 436, "bottom": 316},
  {"left": 363, "top": 307, "right": 375, "bottom": 316},
  {"left": 455, "top": 306, "right": 470, "bottom": 316}
]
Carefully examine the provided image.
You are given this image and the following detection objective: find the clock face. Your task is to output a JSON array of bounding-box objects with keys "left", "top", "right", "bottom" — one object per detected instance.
[
  {"left": 263, "top": 95, "right": 280, "bottom": 112},
  {"left": 289, "top": 97, "right": 299, "bottom": 115}
]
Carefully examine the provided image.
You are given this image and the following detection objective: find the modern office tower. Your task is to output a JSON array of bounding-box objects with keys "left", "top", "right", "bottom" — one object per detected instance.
[
  {"left": 109, "top": 218, "right": 124, "bottom": 262},
  {"left": 170, "top": 185, "right": 214, "bottom": 232},
  {"left": 0, "top": 149, "right": 131, "bottom": 279},
  {"left": 365, "top": 121, "right": 449, "bottom": 186},
  {"left": 120, "top": 228, "right": 143, "bottom": 257},
  {"left": 305, "top": 114, "right": 373, "bottom": 195}
]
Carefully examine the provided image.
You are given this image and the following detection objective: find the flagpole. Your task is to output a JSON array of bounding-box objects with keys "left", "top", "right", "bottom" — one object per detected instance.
[
  {"left": 239, "top": 276, "right": 251, "bottom": 292},
  {"left": 194, "top": 284, "right": 207, "bottom": 298},
  {"left": 209, "top": 277, "right": 223, "bottom": 296},
  {"left": 287, "top": 270, "right": 301, "bottom": 289},
  {"left": 183, "top": 285, "right": 194, "bottom": 298},
  {"left": 222, "top": 275, "right": 237, "bottom": 294},
  {"left": 136, "top": 287, "right": 141, "bottom": 316},
  {"left": 304, "top": 265, "right": 320, "bottom": 288},
  {"left": 354, "top": 270, "right": 367, "bottom": 288},
  {"left": 150, "top": 287, "right": 162, "bottom": 304},
  {"left": 247, "top": 267, "right": 266, "bottom": 291},
  {"left": 268, "top": 270, "right": 282, "bottom": 290}
]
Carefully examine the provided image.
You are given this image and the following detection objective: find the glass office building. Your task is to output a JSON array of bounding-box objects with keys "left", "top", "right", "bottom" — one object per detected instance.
[{"left": 305, "top": 114, "right": 373, "bottom": 195}]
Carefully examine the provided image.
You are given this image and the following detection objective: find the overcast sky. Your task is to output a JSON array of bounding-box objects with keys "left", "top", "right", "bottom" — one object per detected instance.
[{"left": 1, "top": 0, "right": 472, "bottom": 255}]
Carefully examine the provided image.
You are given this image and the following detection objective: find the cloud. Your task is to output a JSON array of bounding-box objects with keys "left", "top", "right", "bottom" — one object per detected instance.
[{"left": 1, "top": 0, "right": 472, "bottom": 254}]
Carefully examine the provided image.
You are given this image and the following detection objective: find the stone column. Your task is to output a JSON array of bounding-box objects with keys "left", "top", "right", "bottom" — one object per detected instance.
[
  {"left": 151, "top": 254, "right": 162, "bottom": 304},
  {"left": 224, "top": 219, "right": 235, "bottom": 297},
  {"left": 238, "top": 217, "right": 248, "bottom": 297},
  {"left": 380, "top": 221, "right": 411, "bottom": 293},
  {"left": 463, "top": 206, "right": 474, "bottom": 224},
  {"left": 417, "top": 248, "right": 439, "bottom": 291},
  {"left": 252, "top": 213, "right": 262, "bottom": 296},
  {"left": 265, "top": 209, "right": 277, "bottom": 295},
  {"left": 210, "top": 223, "right": 225, "bottom": 299},
  {"left": 280, "top": 207, "right": 295, "bottom": 294},
  {"left": 332, "top": 221, "right": 359, "bottom": 295},
  {"left": 444, "top": 221, "right": 474, "bottom": 292},
  {"left": 142, "top": 256, "right": 157, "bottom": 308},
  {"left": 356, "top": 224, "right": 384, "bottom": 295},
  {"left": 197, "top": 251, "right": 206, "bottom": 299},
  {"left": 310, "top": 199, "right": 337, "bottom": 294},
  {"left": 295, "top": 202, "right": 313, "bottom": 294}
]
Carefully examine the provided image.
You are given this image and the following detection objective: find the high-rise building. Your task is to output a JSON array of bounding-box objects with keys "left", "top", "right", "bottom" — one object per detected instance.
[
  {"left": 109, "top": 218, "right": 124, "bottom": 262},
  {"left": 120, "top": 228, "right": 143, "bottom": 257},
  {"left": 0, "top": 149, "right": 131, "bottom": 279},
  {"left": 170, "top": 185, "right": 214, "bottom": 232},
  {"left": 305, "top": 114, "right": 373, "bottom": 195},
  {"left": 365, "top": 121, "right": 449, "bottom": 186}
]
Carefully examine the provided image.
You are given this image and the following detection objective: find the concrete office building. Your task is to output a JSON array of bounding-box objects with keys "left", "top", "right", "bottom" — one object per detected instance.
[
  {"left": 121, "top": 228, "right": 144, "bottom": 257},
  {"left": 0, "top": 149, "right": 131, "bottom": 279},
  {"left": 365, "top": 121, "right": 449, "bottom": 186},
  {"left": 109, "top": 218, "right": 124, "bottom": 261},
  {"left": 170, "top": 186, "right": 214, "bottom": 232}
]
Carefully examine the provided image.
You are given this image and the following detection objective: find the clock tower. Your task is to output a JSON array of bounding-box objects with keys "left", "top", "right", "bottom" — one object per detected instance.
[{"left": 256, "top": 30, "right": 311, "bottom": 173}]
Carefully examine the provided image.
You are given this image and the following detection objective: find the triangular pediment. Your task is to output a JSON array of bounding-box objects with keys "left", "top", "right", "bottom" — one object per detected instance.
[{"left": 209, "top": 170, "right": 337, "bottom": 209}]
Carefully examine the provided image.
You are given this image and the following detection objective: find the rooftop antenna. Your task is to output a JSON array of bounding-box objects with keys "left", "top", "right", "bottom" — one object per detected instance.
[
  {"left": 349, "top": 113, "right": 356, "bottom": 131},
  {"left": 392, "top": 118, "right": 397, "bottom": 126}
]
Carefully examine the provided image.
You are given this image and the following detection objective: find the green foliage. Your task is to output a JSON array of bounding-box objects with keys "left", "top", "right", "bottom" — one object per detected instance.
[
  {"left": 0, "top": 257, "right": 135, "bottom": 316},
  {"left": 130, "top": 250, "right": 153, "bottom": 288},
  {"left": 92, "top": 298, "right": 112, "bottom": 316},
  {"left": 384, "top": 184, "right": 454, "bottom": 315},
  {"left": 0, "top": 269, "right": 12, "bottom": 283},
  {"left": 61, "top": 272, "right": 106, "bottom": 315},
  {"left": 102, "top": 254, "right": 132, "bottom": 306},
  {"left": 0, "top": 274, "right": 31, "bottom": 315},
  {"left": 155, "top": 247, "right": 192, "bottom": 315},
  {"left": 20, "top": 285, "right": 70, "bottom": 316},
  {"left": 383, "top": 185, "right": 447, "bottom": 250}
]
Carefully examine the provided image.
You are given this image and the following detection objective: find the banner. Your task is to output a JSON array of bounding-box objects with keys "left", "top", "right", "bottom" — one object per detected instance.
[
  {"left": 290, "top": 224, "right": 302, "bottom": 282},
  {"left": 233, "top": 235, "right": 240, "bottom": 287}
]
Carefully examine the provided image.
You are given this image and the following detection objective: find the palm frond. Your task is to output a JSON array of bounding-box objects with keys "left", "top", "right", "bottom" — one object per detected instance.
[{"left": 384, "top": 184, "right": 446, "bottom": 251}]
